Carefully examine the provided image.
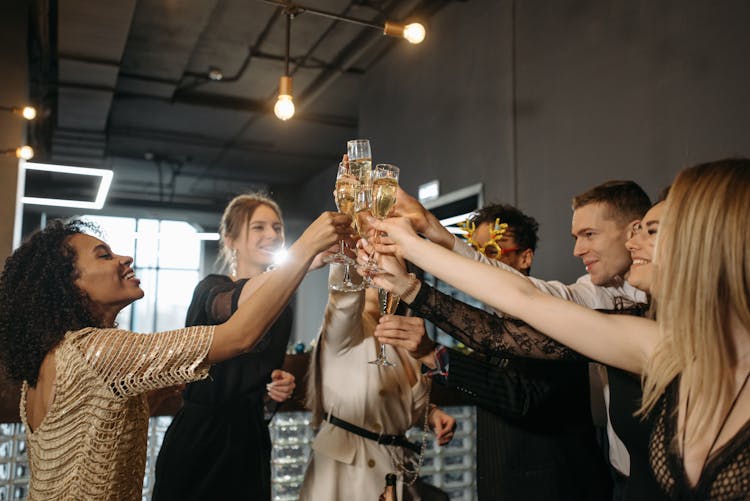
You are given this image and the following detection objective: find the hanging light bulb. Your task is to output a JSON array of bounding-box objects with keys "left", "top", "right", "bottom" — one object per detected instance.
[
  {"left": 16, "top": 145, "right": 34, "bottom": 160},
  {"left": 274, "top": 76, "right": 295, "bottom": 121},
  {"left": 403, "top": 23, "right": 426, "bottom": 44},
  {"left": 20, "top": 106, "right": 37, "bottom": 120},
  {"left": 1, "top": 105, "right": 38, "bottom": 120},
  {"left": 384, "top": 21, "right": 426, "bottom": 44}
]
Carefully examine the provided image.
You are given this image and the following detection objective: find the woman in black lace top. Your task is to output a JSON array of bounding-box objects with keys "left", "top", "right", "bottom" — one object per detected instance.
[{"left": 371, "top": 158, "right": 750, "bottom": 500}]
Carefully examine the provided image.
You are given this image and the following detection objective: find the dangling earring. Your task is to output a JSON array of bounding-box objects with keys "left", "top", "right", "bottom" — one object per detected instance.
[{"left": 230, "top": 248, "right": 238, "bottom": 279}]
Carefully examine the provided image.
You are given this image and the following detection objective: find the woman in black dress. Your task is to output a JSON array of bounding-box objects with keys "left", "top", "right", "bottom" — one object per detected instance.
[{"left": 153, "top": 194, "right": 321, "bottom": 500}]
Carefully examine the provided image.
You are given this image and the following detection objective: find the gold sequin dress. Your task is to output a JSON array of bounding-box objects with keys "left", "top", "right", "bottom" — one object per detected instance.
[{"left": 19, "top": 325, "right": 214, "bottom": 500}]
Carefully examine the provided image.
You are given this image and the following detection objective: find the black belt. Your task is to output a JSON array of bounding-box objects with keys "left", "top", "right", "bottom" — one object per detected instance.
[{"left": 326, "top": 413, "right": 421, "bottom": 454}]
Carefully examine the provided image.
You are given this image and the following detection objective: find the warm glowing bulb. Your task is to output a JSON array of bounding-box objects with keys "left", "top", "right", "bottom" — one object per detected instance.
[
  {"left": 16, "top": 146, "right": 34, "bottom": 160},
  {"left": 403, "top": 23, "right": 426, "bottom": 44},
  {"left": 274, "top": 94, "right": 295, "bottom": 121},
  {"left": 21, "top": 106, "right": 37, "bottom": 120}
]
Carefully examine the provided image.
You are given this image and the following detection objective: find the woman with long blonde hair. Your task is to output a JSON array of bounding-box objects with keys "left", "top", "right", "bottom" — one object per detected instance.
[{"left": 370, "top": 158, "right": 750, "bottom": 499}]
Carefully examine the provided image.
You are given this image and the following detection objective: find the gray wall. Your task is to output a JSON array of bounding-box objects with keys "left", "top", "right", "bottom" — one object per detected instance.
[
  {"left": 358, "top": 0, "right": 750, "bottom": 283},
  {"left": 276, "top": 164, "right": 340, "bottom": 345}
]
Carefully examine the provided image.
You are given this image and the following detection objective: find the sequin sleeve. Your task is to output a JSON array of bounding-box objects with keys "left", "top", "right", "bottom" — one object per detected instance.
[{"left": 69, "top": 325, "right": 214, "bottom": 398}]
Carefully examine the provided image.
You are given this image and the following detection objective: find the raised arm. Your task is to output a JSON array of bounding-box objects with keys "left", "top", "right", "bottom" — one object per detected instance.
[
  {"left": 367, "top": 248, "right": 579, "bottom": 361},
  {"left": 208, "top": 211, "right": 350, "bottom": 363},
  {"left": 409, "top": 281, "right": 580, "bottom": 360},
  {"left": 370, "top": 216, "right": 657, "bottom": 374},
  {"left": 317, "top": 265, "right": 367, "bottom": 355}
]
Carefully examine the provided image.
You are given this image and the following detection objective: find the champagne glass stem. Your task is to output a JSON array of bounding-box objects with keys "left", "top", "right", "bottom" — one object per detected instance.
[{"left": 370, "top": 289, "right": 398, "bottom": 367}]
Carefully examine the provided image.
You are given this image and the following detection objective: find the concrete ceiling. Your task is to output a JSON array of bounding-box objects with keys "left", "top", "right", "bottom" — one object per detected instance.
[{"left": 27, "top": 0, "right": 454, "bottom": 218}]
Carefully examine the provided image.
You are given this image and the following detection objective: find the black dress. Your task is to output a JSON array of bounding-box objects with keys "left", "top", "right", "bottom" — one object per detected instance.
[
  {"left": 649, "top": 378, "right": 750, "bottom": 500},
  {"left": 152, "top": 274, "right": 293, "bottom": 501}
]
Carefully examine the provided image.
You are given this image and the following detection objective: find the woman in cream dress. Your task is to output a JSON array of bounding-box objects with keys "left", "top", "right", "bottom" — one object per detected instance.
[{"left": 299, "top": 266, "right": 455, "bottom": 500}]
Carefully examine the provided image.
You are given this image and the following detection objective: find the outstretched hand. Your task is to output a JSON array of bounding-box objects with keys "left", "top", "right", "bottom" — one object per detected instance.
[
  {"left": 392, "top": 187, "right": 430, "bottom": 234},
  {"left": 367, "top": 216, "right": 420, "bottom": 259},
  {"left": 309, "top": 243, "right": 341, "bottom": 271},
  {"left": 374, "top": 315, "right": 436, "bottom": 362},
  {"left": 297, "top": 211, "right": 352, "bottom": 257},
  {"left": 355, "top": 238, "right": 414, "bottom": 294}
]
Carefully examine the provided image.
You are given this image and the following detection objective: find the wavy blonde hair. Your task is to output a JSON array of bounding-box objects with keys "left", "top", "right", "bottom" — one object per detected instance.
[{"left": 640, "top": 159, "right": 750, "bottom": 446}]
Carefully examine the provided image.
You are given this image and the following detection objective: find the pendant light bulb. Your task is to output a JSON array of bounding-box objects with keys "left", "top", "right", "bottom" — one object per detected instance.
[
  {"left": 384, "top": 21, "right": 426, "bottom": 44},
  {"left": 16, "top": 145, "right": 34, "bottom": 160},
  {"left": 20, "top": 106, "right": 37, "bottom": 120},
  {"left": 274, "top": 76, "right": 295, "bottom": 121},
  {"left": 403, "top": 23, "right": 426, "bottom": 44}
]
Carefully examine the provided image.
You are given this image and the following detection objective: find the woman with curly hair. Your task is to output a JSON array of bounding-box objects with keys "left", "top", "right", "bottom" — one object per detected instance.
[{"left": 0, "top": 212, "right": 349, "bottom": 500}]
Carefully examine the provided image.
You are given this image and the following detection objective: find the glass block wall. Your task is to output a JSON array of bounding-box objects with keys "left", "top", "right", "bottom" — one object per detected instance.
[
  {"left": 0, "top": 423, "right": 28, "bottom": 501},
  {"left": 2, "top": 406, "right": 476, "bottom": 500}
]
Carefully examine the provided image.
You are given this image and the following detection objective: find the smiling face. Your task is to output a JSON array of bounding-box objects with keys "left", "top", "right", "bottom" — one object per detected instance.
[
  {"left": 571, "top": 202, "right": 636, "bottom": 286},
  {"left": 473, "top": 222, "right": 533, "bottom": 274},
  {"left": 229, "top": 204, "right": 285, "bottom": 278},
  {"left": 625, "top": 201, "right": 664, "bottom": 294},
  {"left": 70, "top": 233, "right": 144, "bottom": 324}
]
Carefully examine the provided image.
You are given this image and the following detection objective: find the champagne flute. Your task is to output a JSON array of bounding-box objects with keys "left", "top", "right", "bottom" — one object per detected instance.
[
  {"left": 368, "top": 164, "right": 400, "bottom": 367},
  {"left": 353, "top": 184, "right": 376, "bottom": 287},
  {"left": 371, "top": 164, "right": 399, "bottom": 221},
  {"left": 324, "top": 162, "right": 356, "bottom": 266},
  {"left": 360, "top": 163, "right": 399, "bottom": 276},
  {"left": 327, "top": 163, "right": 366, "bottom": 292},
  {"left": 369, "top": 288, "right": 400, "bottom": 367},
  {"left": 347, "top": 139, "right": 372, "bottom": 188}
]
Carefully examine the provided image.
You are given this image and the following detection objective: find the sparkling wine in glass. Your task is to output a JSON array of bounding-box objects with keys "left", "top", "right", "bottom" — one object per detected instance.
[
  {"left": 372, "top": 165, "right": 399, "bottom": 219},
  {"left": 360, "top": 164, "right": 399, "bottom": 277},
  {"left": 325, "top": 163, "right": 356, "bottom": 266},
  {"left": 347, "top": 139, "right": 372, "bottom": 187},
  {"left": 327, "top": 163, "right": 365, "bottom": 292}
]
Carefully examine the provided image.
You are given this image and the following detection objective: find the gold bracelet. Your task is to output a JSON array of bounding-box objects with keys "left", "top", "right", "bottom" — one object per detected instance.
[{"left": 397, "top": 272, "right": 420, "bottom": 301}]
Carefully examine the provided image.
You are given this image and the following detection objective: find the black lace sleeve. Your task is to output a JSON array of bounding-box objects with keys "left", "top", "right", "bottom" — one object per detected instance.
[
  {"left": 408, "top": 282, "right": 582, "bottom": 361},
  {"left": 185, "top": 275, "right": 248, "bottom": 327}
]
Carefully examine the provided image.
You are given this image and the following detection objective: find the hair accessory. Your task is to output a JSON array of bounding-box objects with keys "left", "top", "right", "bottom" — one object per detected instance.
[{"left": 459, "top": 218, "right": 510, "bottom": 258}]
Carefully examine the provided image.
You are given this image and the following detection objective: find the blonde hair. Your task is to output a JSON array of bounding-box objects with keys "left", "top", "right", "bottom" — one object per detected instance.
[
  {"left": 640, "top": 159, "right": 750, "bottom": 446},
  {"left": 218, "top": 193, "right": 283, "bottom": 272}
]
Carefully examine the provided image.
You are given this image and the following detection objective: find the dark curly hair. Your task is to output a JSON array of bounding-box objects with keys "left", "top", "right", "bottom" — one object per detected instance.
[
  {"left": 470, "top": 203, "right": 540, "bottom": 252},
  {"left": 0, "top": 219, "right": 104, "bottom": 386}
]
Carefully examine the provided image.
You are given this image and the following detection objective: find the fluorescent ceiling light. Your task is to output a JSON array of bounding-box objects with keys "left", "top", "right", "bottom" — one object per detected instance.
[
  {"left": 21, "top": 161, "right": 113, "bottom": 210},
  {"left": 439, "top": 212, "right": 475, "bottom": 227}
]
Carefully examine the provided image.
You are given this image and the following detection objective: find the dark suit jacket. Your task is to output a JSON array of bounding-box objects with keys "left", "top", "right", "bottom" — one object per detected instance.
[
  {"left": 438, "top": 350, "right": 611, "bottom": 500},
  {"left": 410, "top": 282, "right": 611, "bottom": 500}
]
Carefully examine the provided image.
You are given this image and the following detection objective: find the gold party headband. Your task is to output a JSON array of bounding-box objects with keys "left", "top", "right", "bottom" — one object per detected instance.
[{"left": 459, "top": 218, "right": 512, "bottom": 258}]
